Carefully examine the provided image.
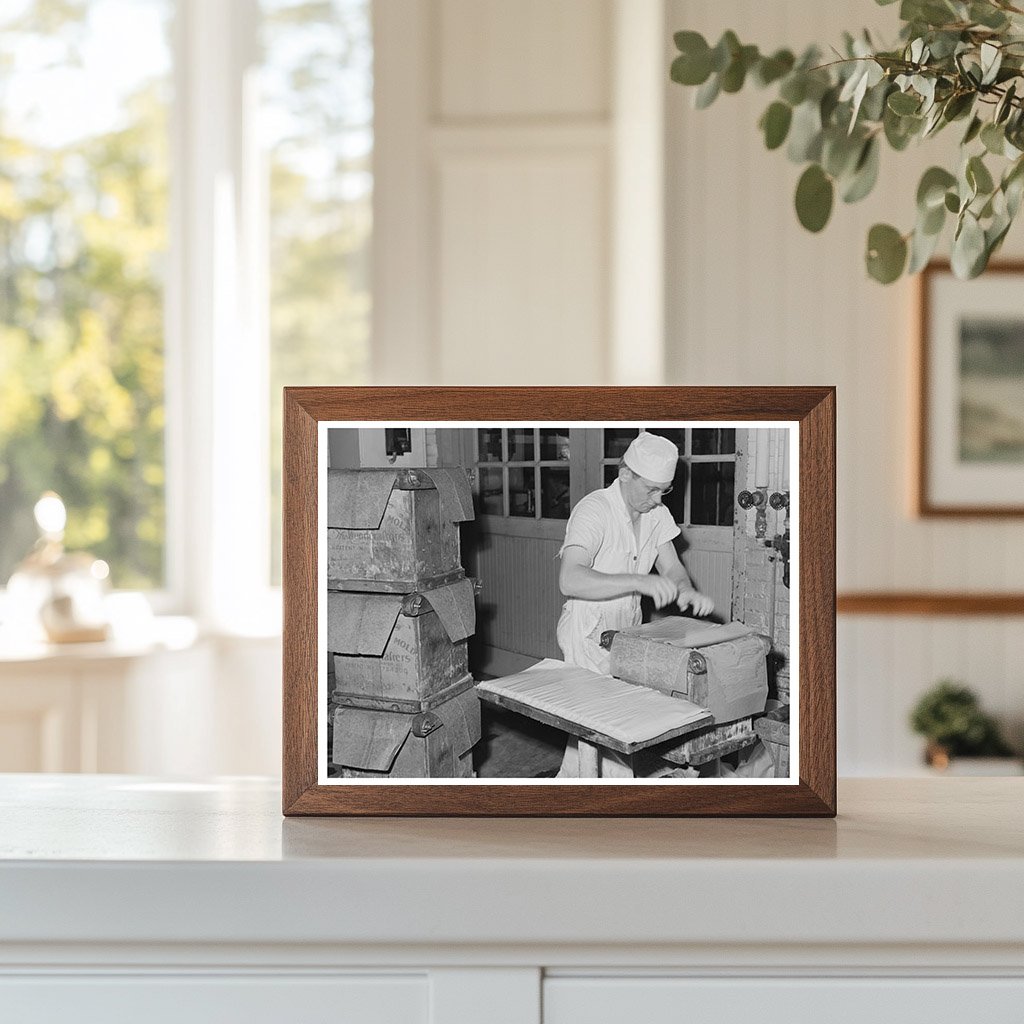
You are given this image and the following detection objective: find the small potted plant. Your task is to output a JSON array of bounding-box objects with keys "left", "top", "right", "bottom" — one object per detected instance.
[{"left": 910, "top": 680, "right": 1018, "bottom": 773}]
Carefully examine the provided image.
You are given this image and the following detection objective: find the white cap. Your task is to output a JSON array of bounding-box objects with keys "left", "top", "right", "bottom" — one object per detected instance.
[{"left": 623, "top": 432, "right": 679, "bottom": 484}]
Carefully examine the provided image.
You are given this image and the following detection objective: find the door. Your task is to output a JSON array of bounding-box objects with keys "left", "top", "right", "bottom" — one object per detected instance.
[{"left": 452, "top": 426, "right": 738, "bottom": 676}]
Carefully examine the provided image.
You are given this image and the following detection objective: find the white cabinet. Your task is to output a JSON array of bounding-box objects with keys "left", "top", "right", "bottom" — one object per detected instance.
[
  {"left": 544, "top": 977, "right": 1024, "bottom": 1023},
  {"left": 1, "top": 777, "right": 1022, "bottom": 1022},
  {"left": 2, "top": 975, "right": 428, "bottom": 1024}
]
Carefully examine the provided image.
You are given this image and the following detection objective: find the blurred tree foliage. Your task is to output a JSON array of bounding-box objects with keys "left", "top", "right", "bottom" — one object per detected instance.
[
  {"left": 0, "top": 0, "right": 169, "bottom": 588},
  {"left": 0, "top": 0, "right": 373, "bottom": 591}
]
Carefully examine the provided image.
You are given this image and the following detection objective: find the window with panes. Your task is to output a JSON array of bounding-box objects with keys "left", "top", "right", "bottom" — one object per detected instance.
[
  {"left": 600, "top": 427, "right": 736, "bottom": 527},
  {"left": 475, "top": 427, "right": 572, "bottom": 520}
]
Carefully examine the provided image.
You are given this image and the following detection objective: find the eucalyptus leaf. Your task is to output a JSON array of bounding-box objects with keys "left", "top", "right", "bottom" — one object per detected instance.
[
  {"left": 820, "top": 85, "right": 841, "bottom": 126},
  {"left": 674, "top": 29, "right": 707, "bottom": 53},
  {"left": 962, "top": 115, "right": 983, "bottom": 145},
  {"left": 995, "top": 82, "right": 1017, "bottom": 124},
  {"left": 779, "top": 74, "right": 807, "bottom": 106},
  {"left": 981, "top": 122, "right": 1005, "bottom": 155},
  {"left": 908, "top": 221, "right": 943, "bottom": 273},
  {"left": 754, "top": 49, "right": 795, "bottom": 87},
  {"left": 980, "top": 42, "right": 1002, "bottom": 86},
  {"left": 842, "top": 137, "right": 881, "bottom": 203},
  {"left": 927, "top": 30, "right": 962, "bottom": 60},
  {"left": 1003, "top": 157, "right": 1024, "bottom": 216},
  {"left": 1006, "top": 172, "right": 1024, "bottom": 218},
  {"left": 951, "top": 211, "right": 986, "bottom": 278},
  {"left": 958, "top": 163, "right": 977, "bottom": 207},
  {"left": 884, "top": 106, "right": 921, "bottom": 149},
  {"left": 671, "top": 53, "right": 708, "bottom": 87},
  {"left": 710, "top": 31, "right": 740, "bottom": 74},
  {"left": 921, "top": 200, "right": 946, "bottom": 235},
  {"left": 967, "top": 154, "right": 995, "bottom": 195},
  {"left": 866, "top": 223, "right": 908, "bottom": 283},
  {"left": 917, "top": 166, "right": 957, "bottom": 210},
  {"left": 721, "top": 44, "right": 758, "bottom": 93},
  {"left": 861, "top": 80, "right": 892, "bottom": 122},
  {"left": 822, "top": 128, "right": 864, "bottom": 178},
  {"left": 922, "top": 103, "right": 946, "bottom": 137},
  {"left": 888, "top": 90, "right": 921, "bottom": 115},
  {"left": 904, "top": 0, "right": 958, "bottom": 28},
  {"left": 970, "top": 2, "right": 1009, "bottom": 30},
  {"left": 977, "top": 193, "right": 995, "bottom": 220},
  {"left": 694, "top": 73, "right": 721, "bottom": 109},
  {"left": 760, "top": 101, "right": 793, "bottom": 150},
  {"left": 787, "top": 100, "right": 824, "bottom": 162},
  {"left": 944, "top": 190, "right": 961, "bottom": 213},
  {"left": 986, "top": 213, "right": 1012, "bottom": 259},
  {"left": 942, "top": 92, "right": 974, "bottom": 122},
  {"left": 914, "top": 75, "right": 937, "bottom": 111},
  {"left": 795, "top": 164, "right": 834, "bottom": 232}
]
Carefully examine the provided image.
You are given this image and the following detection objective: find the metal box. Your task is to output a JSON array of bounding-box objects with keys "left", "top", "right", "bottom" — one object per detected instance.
[
  {"left": 327, "top": 467, "right": 474, "bottom": 591},
  {"left": 328, "top": 578, "right": 476, "bottom": 708},
  {"left": 331, "top": 681, "right": 481, "bottom": 778},
  {"left": 602, "top": 618, "right": 770, "bottom": 725}
]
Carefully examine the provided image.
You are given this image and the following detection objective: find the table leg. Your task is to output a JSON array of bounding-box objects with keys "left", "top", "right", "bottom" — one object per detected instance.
[{"left": 577, "top": 739, "right": 601, "bottom": 778}]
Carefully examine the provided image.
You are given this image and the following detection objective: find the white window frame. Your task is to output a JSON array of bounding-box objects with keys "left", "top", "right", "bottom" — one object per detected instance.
[{"left": 166, "top": 0, "right": 277, "bottom": 633}]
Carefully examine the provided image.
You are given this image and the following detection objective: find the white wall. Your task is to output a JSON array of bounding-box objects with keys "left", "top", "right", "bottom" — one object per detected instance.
[{"left": 665, "top": 0, "right": 1024, "bottom": 772}]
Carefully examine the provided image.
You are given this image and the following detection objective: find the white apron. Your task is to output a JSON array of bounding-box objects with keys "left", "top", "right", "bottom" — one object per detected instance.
[{"left": 555, "top": 479, "right": 680, "bottom": 777}]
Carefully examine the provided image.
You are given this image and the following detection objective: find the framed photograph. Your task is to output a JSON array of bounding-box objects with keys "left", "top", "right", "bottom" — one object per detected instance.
[
  {"left": 282, "top": 387, "right": 835, "bottom": 816},
  {"left": 917, "top": 261, "right": 1024, "bottom": 516}
]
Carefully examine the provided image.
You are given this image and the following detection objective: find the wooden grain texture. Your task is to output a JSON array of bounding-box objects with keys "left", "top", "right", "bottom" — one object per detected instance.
[
  {"left": 916, "top": 260, "right": 1024, "bottom": 518},
  {"left": 837, "top": 592, "right": 1024, "bottom": 616},
  {"left": 282, "top": 386, "right": 837, "bottom": 817},
  {"left": 282, "top": 390, "right": 319, "bottom": 813}
]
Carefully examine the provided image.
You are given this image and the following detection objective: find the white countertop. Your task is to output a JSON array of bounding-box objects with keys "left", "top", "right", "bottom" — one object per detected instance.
[{"left": 1, "top": 775, "right": 1022, "bottom": 954}]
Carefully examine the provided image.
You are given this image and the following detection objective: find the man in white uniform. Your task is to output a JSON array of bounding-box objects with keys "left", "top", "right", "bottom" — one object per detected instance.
[
  {"left": 557, "top": 431, "right": 714, "bottom": 674},
  {"left": 554, "top": 431, "right": 714, "bottom": 776}
]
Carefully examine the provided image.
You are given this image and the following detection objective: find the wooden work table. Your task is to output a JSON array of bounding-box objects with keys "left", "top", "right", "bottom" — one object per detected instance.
[{"left": 1, "top": 775, "right": 1023, "bottom": 1022}]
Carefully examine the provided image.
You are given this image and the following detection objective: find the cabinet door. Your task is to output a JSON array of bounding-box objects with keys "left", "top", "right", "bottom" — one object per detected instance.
[
  {"left": 544, "top": 977, "right": 1024, "bottom": 1023},
  {"left": 1, "top": 974, "right": 427, "bottom": 1024}
]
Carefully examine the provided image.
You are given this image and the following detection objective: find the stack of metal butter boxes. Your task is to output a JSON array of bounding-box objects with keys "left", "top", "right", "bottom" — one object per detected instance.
[{"left": 327, "top": 466, "right": 481, "bottom": 778}]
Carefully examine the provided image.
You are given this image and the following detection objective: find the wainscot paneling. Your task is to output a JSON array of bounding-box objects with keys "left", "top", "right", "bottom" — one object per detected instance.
[{"left": 473, "top": 531, "right": 564, "bottom": 664}]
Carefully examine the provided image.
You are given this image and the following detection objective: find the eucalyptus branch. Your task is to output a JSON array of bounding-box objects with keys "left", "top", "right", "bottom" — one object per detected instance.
[{"left": 670, "top": 2, "right": 1024, "bottom": 283}]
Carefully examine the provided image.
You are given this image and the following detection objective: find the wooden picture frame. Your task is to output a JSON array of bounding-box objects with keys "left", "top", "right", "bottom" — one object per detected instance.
[
  {"left": 917, "top": 261, "right": 1024, "bottom": 517},
  {"left": 283, "top": 387, "right": 836, "bottom": 816}
]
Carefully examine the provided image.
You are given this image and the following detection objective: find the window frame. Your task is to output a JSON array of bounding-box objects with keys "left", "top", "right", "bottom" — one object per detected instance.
[
  {"left": 161, "top": 0, "right": 279, "bottom": 632},
  {"left": 596, "top": 427, "right": 737, "bottom": 530}
]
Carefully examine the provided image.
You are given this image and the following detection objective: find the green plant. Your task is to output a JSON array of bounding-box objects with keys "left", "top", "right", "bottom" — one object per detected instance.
[
  {"left": 909, "top": 680, "right": 1014, "bottom": 756},
  {"left": 671, "top": 0, "right": 1024, "bottom": 283}
]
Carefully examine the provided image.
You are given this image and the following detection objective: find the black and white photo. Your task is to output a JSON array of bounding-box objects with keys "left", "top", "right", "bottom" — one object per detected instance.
[{"left": 319, "top": 421, "right": 797, "bottom": 784}]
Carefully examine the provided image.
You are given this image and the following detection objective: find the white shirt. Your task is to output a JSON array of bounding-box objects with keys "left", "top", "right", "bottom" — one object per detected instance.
[{"left": 556, "top": 478, "right": 680, "bottom": 672}]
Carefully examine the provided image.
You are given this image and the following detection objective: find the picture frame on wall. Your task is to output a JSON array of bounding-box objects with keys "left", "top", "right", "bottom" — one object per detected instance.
[
  {"left": 917, "top": 261, "right": 1024, "bottom": 517},
  {"left": 282, "top": 387, "right": 836, "bottom": 817}
]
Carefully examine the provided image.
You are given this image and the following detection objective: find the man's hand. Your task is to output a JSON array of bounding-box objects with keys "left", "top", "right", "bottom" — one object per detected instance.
[
  {"left": 677, "top": 588, "right": 714, "bottom": 616},
  {"left": 639, "top": 574, "right": 680, "bottom": 609}
]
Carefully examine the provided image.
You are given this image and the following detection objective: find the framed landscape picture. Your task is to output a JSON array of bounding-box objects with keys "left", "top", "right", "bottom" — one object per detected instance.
[
  {"left": 918, "top": 262, "right": 1024, "bottom": 516},
  {"left": 282, "top": 387, "right": 836, "bottom": 816}
]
